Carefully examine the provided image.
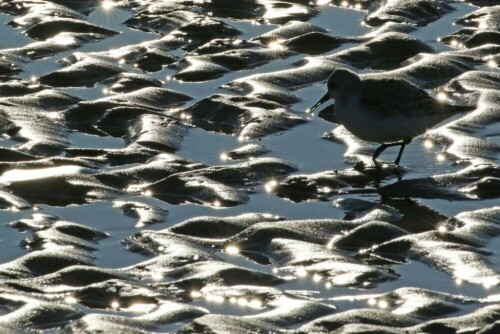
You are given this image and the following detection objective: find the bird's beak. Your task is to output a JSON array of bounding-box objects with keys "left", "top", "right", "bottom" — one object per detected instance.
[{"left": 308, "top": 93, "right": 330, "bottom": 113}]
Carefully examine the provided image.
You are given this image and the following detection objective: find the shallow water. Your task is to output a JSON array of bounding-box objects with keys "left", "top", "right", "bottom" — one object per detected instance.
[{"left": 0, "top": 0, "right": 500, "bottom": 333}]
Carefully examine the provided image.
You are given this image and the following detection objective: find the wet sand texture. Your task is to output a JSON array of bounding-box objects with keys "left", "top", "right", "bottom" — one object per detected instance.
[{"left": 0, "top": 0, "right": 500, "bottom": 333}]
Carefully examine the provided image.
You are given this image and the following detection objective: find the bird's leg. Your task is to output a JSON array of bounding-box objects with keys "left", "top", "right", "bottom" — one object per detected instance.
[
  {"left": 394, "top": 144, "right": 406, "bottom": 165},
  {"left": 394, "top": 138, "right": 412, "bottom": 165},
  {"left": 372, "top": 144, "right": 388, "bottom": 166},
  {"left": 373, "top": 138, "right": 412, "bottom": 166}
]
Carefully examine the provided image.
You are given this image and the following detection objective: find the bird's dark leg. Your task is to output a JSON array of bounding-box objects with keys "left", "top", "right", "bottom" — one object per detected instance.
[
  {"left": 373, "top": 144, "right": 388, "bottom": 166},
  {"left": 373, "top": 138, "right": 412, "bottom": 166},
  {"left": 394, "top": 138, "right": 412, "bottom": 165},
  {"left": 394, "top": 144, "right": 406, "bottom": 165}
]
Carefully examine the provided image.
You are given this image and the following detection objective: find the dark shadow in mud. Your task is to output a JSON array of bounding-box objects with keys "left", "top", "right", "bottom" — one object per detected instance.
[{"left": 379, "top": 198, "right": 448, "bottom": 233}]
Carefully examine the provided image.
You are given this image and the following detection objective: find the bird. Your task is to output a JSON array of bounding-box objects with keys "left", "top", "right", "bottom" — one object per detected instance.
[{"left": 308, "top": 68, "right": 474, "bottom": 166}]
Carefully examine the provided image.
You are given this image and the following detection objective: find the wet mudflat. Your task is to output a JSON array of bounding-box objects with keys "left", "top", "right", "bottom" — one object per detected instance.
[{"left": 0, "top": 0, "right": 500, "bottom": 333}]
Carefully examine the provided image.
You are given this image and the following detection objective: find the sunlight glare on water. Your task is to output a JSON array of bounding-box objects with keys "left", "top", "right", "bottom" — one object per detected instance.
[
  {"left": 0, "top": 0, "right": 499, "bottom": 332},
  {"left": 0, "top": 166, "right": 83, "bottom": 183}
]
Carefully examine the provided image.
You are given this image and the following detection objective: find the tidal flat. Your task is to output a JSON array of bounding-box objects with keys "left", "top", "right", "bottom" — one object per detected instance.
[{"left": 0, "top": 0, "right": 500, "bottom": 333}]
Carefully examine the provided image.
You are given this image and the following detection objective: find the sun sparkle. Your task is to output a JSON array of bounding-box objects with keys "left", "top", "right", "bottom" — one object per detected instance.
[
  {"left": 378, "top": 300, "right": 388, "bottom": 309},
  {"left": 102, "top": 0, "right": 117, "bottom": 10},
  {"left": 151, "top": 272, "right": 164, "bottom": 281},
  {"left": 225, "top": 245, "right": 240, "bottom": 255},
  {"left": 64, "top": 296, "right": 78, "bottom": 304},
  {"left": 249, "top": 299, "right": 263, "bottom": 308},
  {"left": 437, "top": 225, "right": 447, "bottom": 233},
  {"left": 191, "top": 291, "right": 203, "bottom": 299},
  {"left": 296, "top": 267, "right": 307, "bottom": 277},
  {"left": 437, "top": 92, "right": 447, "bottom": 101},
  {"left": 206, "top": 294, "right": 224, "bottom": 303},
  {"left": 268, "top": 40, "right": 285, "bottom": 51},
  {"left": 128, "top": 303, "right": 156, "bottom": 313}
]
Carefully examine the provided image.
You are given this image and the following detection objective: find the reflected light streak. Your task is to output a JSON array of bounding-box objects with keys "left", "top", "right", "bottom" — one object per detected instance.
[
  {"left": 128, "top": 303, "right": 156, "bottom": 313},
  {"left": 319, "top": 186, "right": 332, "bottom": 194},
  {"left": 0, "top": 166, "right": 82, "bottom": 183},
  {"left": 33, "top": 213, "right": 48, "bottom": 222},
  {"left": 151, "top": 272, "right": 163, "bottom": 281},
  {"left": 206, "top": 294, "right": 224, "bottom": 303},
  {"left": 48, "top": 34, "right": 77, "bottom": 46},
  {"left": 482, "top": 277, "right": 500, "bottom": 289}
]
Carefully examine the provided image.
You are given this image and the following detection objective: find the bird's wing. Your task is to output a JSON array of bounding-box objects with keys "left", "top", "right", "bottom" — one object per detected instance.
[{"left": 360, "top": 77, "right": 445, "bottom": 117}]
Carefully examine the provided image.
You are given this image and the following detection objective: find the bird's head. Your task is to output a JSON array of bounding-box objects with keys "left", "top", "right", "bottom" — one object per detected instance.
[{"left": 308, "top": 68, "right": 360, "bottom": 114}]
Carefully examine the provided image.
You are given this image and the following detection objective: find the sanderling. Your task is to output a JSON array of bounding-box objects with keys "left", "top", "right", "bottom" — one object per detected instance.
[{"left": 309, "top": 69, "right": 474, "bottom": 166}]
